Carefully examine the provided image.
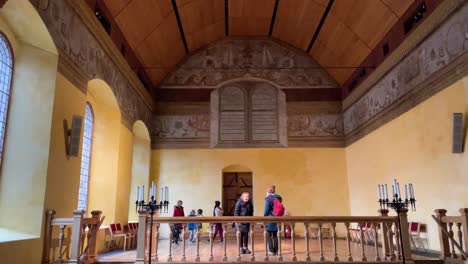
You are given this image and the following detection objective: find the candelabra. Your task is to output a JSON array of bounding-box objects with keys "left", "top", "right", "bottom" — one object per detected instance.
[
  {"left": 377, "top": 180, "right": 416, "bottom": 264},
  {"left": 135, "top": 184, "right": 169, "bottom": 264}
]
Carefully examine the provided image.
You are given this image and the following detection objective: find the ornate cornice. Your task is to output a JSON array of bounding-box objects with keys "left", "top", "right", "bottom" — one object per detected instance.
[
  {"left": 65, "top": 0, "right": 154, "bottom": 111},
  {"left": 343, "top": 0, "right": 466, "bottom": 110},
  {"left": 57, "top": 49, "right": 88, "bottom": 94}
]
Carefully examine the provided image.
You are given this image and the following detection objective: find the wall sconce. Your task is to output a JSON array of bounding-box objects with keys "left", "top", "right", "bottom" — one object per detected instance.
[{"left": 63, "top": 115, "right": 82, "bottom": 157}]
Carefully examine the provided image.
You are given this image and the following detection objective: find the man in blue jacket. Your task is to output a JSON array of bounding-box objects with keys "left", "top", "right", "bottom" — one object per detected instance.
[{"left": 264, "top": 185, "right": 282, "bottom": 255}]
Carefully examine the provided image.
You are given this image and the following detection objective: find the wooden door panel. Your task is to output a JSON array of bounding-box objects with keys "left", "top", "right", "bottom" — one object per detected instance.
[{"left": 222, "top": 172, "right": 252, "bottom": 216}]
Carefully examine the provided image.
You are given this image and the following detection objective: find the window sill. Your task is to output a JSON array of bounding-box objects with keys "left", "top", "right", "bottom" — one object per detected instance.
[{"left": 0, "top": 227, "right": 38, "bottom": 243}]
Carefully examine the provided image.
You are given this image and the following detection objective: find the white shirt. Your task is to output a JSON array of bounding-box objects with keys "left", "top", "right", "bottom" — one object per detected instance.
[{"left": 214, "top": 207, "right": 223, "bottom": 216}]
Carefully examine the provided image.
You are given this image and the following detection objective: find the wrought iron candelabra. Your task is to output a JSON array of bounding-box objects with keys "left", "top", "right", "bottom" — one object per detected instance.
[
  {"left": 377, "top": 180, "right": 416, "bottom": 264},
  {"left": 135, "top": 184, "right": 169, "bottom": 264}
]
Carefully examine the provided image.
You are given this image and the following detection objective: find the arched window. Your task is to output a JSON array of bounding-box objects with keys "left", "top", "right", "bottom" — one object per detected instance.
[
  {"left": 78, "top": 103, "right": 94, "bottom": 211},
  {"left": 0, "top": 34, "right": 13, "bottom": 166}
]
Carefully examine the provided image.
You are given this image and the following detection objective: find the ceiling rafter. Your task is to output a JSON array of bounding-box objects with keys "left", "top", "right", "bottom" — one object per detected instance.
[
  {"left": 172, "top": 0, "right": 188, "bottom": 54},
  {"left": 225, "top": 0, "right": 229, "bottom": 36},
  {"left": 268, "top": 0, "right": 280, "bottom": 36},
  {"left": 307, "top": 0, "right": 334, "bottom": 53}
]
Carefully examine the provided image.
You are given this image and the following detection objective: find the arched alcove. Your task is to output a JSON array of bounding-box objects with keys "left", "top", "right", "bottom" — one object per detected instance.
[
  {"left": 86, "top": 79, "right": 121, "bottom": 224},
  {"left": 0, "top": 0, "right": 58, "bottom": 240},
  {"left": 221, "top": 164, "right": 253, "bottom": 216},
  {"left": 128, "top": 120, "right": 151, "bottom": 221}
]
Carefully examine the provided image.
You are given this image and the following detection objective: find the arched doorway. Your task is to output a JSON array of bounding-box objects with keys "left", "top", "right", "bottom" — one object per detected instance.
[{"left": 222, "top": 165, "right": 252, "bottom": 216}]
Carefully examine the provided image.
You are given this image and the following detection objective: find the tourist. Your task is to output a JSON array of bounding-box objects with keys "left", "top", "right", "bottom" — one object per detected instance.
[
  {"left": 234, "top": 192, "right": 254, "bottom": 254},
  {"left": 172, "top": 200, "right": 185, "bottom": 244},
  {"left": 212, "top": 200, "right": 224, "bottom": 243},
  {"left": 187, "top": 209, "right": 197, "bottom": 243},
  {"left": 264, "top": 185, "right": 283, "bottom": 255}
]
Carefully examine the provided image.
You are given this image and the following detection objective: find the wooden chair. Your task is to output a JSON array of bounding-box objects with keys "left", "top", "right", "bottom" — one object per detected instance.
[
  {"left": 108, "top": 223, "right": 134, "bottom": 251},
  {"left": 409, "top": 222, "right": 428, "bottom": 250}
]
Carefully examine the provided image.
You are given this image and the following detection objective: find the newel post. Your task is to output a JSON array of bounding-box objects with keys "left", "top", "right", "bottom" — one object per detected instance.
[
  {"left": 458, "top": 208, "right": 468, "bottom": 258},
  {"left": 88, "top": 210, "right": 103, "bottom": 262},
  {"left": 69, "top": 210, "right": 85, "bottom": 263},
  {"left": 378, "top": 209, "right": 391, "bottom": 260},
  {"left": 435, "top": 209, "right": 451, "bottom": 259},
  {"left": 135, "top": 209, "right": 148, "bottom": 264},
  {"left": 42, "top": 210, "right": 56, "bottom": 263},
  {"left": 398, "top": 208, "right": 413, "bottom": 262}
]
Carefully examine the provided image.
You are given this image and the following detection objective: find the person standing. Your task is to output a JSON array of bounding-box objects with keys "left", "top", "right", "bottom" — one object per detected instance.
[
  {"left": 264, "top": 185, "right": 283, "bottom": 255},
  {"left": 234, "top": 192, "right": 254, "bottom": 254},
  {"left": 212, "top": 201, "right": 224, "bottom": 243},
  {"left": 172, "top": 200, "right": 185, "bottom": 244}
]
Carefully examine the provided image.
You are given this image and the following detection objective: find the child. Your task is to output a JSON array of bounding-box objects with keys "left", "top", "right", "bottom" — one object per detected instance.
[{"left": 187, "top": 210, "right": 197, "bottom": 243}]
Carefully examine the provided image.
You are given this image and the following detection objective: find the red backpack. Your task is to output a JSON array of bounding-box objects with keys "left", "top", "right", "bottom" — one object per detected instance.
[{"left": 268, "top": 196, "right": 285, "bottom": 216}]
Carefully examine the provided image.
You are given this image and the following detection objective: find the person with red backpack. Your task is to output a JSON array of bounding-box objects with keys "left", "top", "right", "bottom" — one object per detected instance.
[{"left": 263, "top": 185, "right": 284, "bottom": 255}]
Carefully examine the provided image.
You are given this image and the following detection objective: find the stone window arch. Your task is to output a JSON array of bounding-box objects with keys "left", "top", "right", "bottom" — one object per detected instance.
[{"left": 211, "top": 81, "right": 287, "bottom": 148}]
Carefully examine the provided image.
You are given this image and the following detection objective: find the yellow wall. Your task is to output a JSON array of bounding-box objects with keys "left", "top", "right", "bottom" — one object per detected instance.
[
  {"left": 0, "top": 0, "right": 58, "bottom": 239},
  {"left": 151, "top": 148, "right": 350, "bottom": 237},
  {"left": 128, "top": 124, "right": 151, "bottom": 221},
  {"left": 345, "top": 78, "right": 468, "bottom": 250}
]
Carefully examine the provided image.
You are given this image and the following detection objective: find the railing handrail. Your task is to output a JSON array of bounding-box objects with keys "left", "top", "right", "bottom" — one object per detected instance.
[
  {"left": 432, "top": 214, "right": 468, "bottom": 259},
  {"left": 148, "top": 215, "right": 398, "bottom": 223},
  {"left": 51, "top": 218, "right": 74, "bottom": 225},
  {"left": 441, "top": 216, "right": 463, "bottom": 224}
]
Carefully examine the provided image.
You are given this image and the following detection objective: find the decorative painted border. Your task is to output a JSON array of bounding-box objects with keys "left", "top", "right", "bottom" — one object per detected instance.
[
  {"left": 30, "top": 0, "right": 154, "bottom": 129},
  {"left": 343, "top": 1, "right": 468, "bottom": 144}
]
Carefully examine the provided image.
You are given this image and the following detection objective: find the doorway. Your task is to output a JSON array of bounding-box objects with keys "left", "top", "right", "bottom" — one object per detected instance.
[{"left": 222, "top": 172, "right": 253, "bottom": 216}]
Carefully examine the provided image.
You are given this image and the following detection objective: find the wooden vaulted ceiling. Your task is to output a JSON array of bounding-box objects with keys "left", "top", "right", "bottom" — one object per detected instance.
[{"left": 100, "top": 0, "right": 416, "bottom": 92}]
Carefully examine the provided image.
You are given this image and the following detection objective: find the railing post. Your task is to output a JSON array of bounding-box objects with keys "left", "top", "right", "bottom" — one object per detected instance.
[
  {"left": 42, "top": 210, "right": 56, "bottom": 263},
  {"left": 87, "top": 210, "right": 102, "bottom": 262},
  {"left": 135, "top": 209, "right": 148, "bottom": 264},
  {"left": 458, "top": 208, "right": 468, "bottom": 258},
  {"left": 69, "top": 210, "right": 85, "bottom": 263},
  {"left": 378, "top": 209, "right": 391, "bottom": 260},
  {"left": 398, "top": 208, "right": 413, "bottom": 262},
  {"left": 435, "top": 209, "right": 451, "bottom": 259}
]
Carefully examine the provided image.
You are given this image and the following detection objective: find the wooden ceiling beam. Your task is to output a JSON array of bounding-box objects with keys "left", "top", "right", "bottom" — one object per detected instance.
[
  {"left": 306, "top": 0, "right": 334, "bottom": 53},
  {"left": 268, "top": 0, "right": 280, "bottom": 36},
  {"left": 172, "top": 0, "right": 188, "bottom": 54},
  {"left": 225, "top": 0, "right": 229, "bottom": 36}
]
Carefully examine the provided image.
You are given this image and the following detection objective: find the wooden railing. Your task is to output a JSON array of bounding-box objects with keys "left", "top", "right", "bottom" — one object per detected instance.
[
  {"left": 135, "top": 208, "right": 413, "bottom": 263},
  {"left": 433, "top": 209, "right": 468, "bottom": 262},
  {"left": 42, "top": 209, "right": 105, "bottom": 264}
]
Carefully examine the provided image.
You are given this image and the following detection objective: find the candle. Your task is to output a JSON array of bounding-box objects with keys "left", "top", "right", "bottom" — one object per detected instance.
[
  {"left": 161, "top": 187, "right": 164, "bottom": 201},
  {"left": 397, "top": 181, "right": 401, "bottom": 198},
  {"left": 154, "top": 184, "right": 157, "bottom": 200},
  {"left": 141, "top": 186, "right": 145, "bottom": 201},
  {"left": 136, "top": 185, "right": 140, "bottom": 201},
  {"left": 378, "top": 185, "right": 382, "bottom": 199},
  {"left": 384, "top": 184, "right": 388, "bottom": 200},
  {"left": 166, "top": 186, "right": 169, "bottom": 201},
  {"left": 410, "top": 184, "right": 414, "bottom": 199},
  {"left": 405, "top": 184, "right": 408, "bottom": 200}
]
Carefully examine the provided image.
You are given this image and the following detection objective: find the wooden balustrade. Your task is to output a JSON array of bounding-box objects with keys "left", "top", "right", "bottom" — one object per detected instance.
[
  {"left": 42, "top": 209, "right": 104, "bottom": 264},
  {"left": 433, "top": 208, "right": 468, "bottom": 261},
  {"left": 135, "top": 210, "right": 411, "bottom": 264}
]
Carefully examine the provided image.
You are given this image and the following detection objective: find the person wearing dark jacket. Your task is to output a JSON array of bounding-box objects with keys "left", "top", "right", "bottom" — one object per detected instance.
[
  {"left": 234, "top": 192, "right": 254, "bottom": 254},
  {"left": 264, "top": 185, "right": 282, "bottom": 255}
]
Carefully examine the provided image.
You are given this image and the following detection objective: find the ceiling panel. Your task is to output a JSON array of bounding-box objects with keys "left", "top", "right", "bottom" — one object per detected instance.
[
  {"left": 229, "top": 0, "right": 275, "bottom": 36},
  {"left": 135, "top": 12, "right": 186, "bottom": 85},
  {"left": 178, "top": 0, "right": 225, "bottom": 51},
  {"left": 101, "top": 0, "right": 131, "bottom": 17},
  {"left": 272, "top": 0, "right": 326, "bottom": 50},
  {"left": 381, "top": 0, "right": 415, "bottom": 18},
  {"left": 111, "top": 0, "right": 173, "bottom": 49},
  {"left": 310, "top": 0, "right": 410, "bottom": 85}
]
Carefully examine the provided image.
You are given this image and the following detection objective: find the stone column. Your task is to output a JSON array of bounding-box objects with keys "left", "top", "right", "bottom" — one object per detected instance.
[
  {"left": 398, "top": 208, "right": 413, "bottom": 263},
  {"left": 69, "top": 210, "right": 85, "bottom": 263},
  {"left": 135, "top": 209, "right": 148, "bottom": 264},
  {"left": 378, "top": 209, "right": 391, "bottom": 260}
]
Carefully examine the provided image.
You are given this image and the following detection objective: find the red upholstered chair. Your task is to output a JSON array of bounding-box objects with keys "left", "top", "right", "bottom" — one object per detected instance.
[
  {"left": 108, "top": 223, "right": 134, "bottom": 251},
  {"left": 409, "top": 222, "right": 427, "bottom": 250}
]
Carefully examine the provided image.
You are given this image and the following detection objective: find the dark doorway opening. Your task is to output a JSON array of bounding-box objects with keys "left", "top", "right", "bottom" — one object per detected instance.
[{"left": 222, "top": 172, "right": 253, "bottom": 216}]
